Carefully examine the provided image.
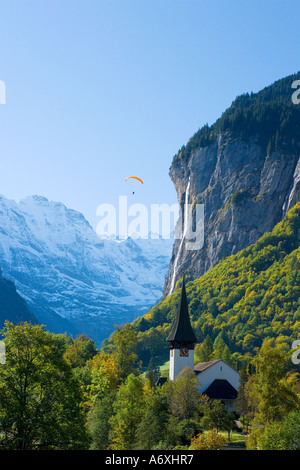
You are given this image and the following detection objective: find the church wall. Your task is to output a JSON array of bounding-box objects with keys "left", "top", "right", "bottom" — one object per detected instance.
[
  {"left": 169, "top": 348, "right": 195, "bottom": 381},
  {"left": 196, "top": 360, "right": 240, "bottom": 393}
]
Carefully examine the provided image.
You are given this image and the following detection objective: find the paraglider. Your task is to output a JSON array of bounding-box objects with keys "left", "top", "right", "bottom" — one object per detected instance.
[
  {"left": 125, "top": 176, "right": 144, "bottom": 184},
  {"left": 125, "top": 176, "right": 143, "bottom": 194}
]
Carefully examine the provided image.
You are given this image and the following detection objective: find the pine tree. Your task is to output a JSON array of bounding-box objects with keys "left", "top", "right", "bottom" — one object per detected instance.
[{"left": 197, "top": 335, "right": 214, "bottom": 362}]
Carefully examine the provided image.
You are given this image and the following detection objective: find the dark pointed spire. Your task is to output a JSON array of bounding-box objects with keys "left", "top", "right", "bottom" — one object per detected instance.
[{"left": 167, "top": 275, "right": 198, "bottom": 344}]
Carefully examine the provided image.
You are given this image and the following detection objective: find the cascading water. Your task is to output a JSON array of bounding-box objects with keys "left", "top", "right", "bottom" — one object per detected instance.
[{"left": 168, "top": 178, "right": 190, "bottom": 296}]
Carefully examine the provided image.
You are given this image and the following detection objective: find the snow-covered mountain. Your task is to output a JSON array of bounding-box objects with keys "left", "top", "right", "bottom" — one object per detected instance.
[{"left": 0, "top": 194, "right": 173, "bottom": 344}]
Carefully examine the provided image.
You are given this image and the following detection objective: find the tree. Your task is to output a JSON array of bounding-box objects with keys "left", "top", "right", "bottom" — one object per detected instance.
[
  {"left": 200, "top": 399, "right": 235, "bottom": 437},
  {"left": 112, "top": 324, "right": 139, "bottom": 383},
  {"left": 134, "top": 391, "right": 169, "bottom": 450},
  {"left": 145, "top": 357, "right": 161, "bottom": 388},
  {"left": 244, "top": 339, "right": 299, "bottom": 425},
  {"left": 87, "top": 391, "right": 116, "bottom": 450},
  {"left": 63, "top": 334, "right": 98, "bottom": 368},
  {"left": 87, "top": 350, "right": 118, "bottom": 402},
  {"left": 196, "top": 335, "right": 213, "bottom": 362},
  {"left": 168, "top": 367, "right": 202, "bottom": 421},
  {"left": 254, "top": 411, "right": 300, "bottom": 450},
  {"left": 212, "top": 333, "right": 233, "bottom": 364},
  {"left": 280, "top": 411, "right": 300, "bottom": 449},
  {"left": 190, "top": 429, "right": 227, "bottom": 450},
  {"left": 235, "top": 366, "right": 253, "bottom": 430},
  {"left": 109, "top": 374, "right": 146, "bottom": 450},
  {"left": 0, "top": 322, "right": 89, "bottom": 450}
]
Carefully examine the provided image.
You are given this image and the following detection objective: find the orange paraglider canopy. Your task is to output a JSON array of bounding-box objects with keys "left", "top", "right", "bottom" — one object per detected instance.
[{"left": 125, "top": 176, "right": 144, "bottom": 184}]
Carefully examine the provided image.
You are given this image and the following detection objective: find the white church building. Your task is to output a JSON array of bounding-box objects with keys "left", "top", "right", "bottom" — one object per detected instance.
[{"left": 164, "top": 276, "right": 240, "bottom": 411}]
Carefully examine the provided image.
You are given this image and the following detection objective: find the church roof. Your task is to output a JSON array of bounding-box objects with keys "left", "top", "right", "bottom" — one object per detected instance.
[
  {"left": 194, "top": 360, "right": 220, "bottom": 373},
  {"left": 194, "top": 359, "right": 239, "bottom": 375},
  {"left": 203, "top": 379, "right": 238, "bottom": 400},
  {"left": 166, "top": 276, "right": 198, "bottom": 344}
]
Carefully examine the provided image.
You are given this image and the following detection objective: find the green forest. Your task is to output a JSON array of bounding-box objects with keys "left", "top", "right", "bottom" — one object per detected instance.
[
  {"left": 125, "top": 202, "right": 300, "bottom": 371},
  {"left": 172, "top": 71, "right": 300, "bottom": 166},
  {"left": 0, "top": 203, "right": 299, "bottom": 450}
]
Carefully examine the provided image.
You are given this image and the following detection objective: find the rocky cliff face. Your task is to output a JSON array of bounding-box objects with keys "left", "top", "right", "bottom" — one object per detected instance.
[{"left": 163, "top": 131, "right": 300, "bottom": 297}]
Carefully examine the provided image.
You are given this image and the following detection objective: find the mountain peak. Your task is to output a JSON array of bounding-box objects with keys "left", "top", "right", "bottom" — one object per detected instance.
[
  {"left": 0, "top": 193, "right": 173, "bottom": 344},
  {"left": 22, "top": 195, "right": 49, "bottom": 203}
]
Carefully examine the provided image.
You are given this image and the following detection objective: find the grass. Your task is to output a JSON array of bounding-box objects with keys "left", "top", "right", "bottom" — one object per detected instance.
[
  {"left": 218, "top": 430, "right": 247, "bottom": 449},
  {"left": 159, "top": 360, "right": 169, "bottom": 374}
]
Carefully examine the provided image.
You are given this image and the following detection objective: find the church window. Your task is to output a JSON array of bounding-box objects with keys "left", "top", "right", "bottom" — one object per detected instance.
[{"left": 180, "top": 347, "right": 189, "bottom": 357}]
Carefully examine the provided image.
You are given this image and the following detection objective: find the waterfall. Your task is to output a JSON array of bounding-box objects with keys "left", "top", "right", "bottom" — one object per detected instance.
[{"left": 168, "top": 178, "right": 190, "bottom": 296}]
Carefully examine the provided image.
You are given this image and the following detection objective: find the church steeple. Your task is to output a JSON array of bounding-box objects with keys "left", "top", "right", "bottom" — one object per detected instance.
[
  {"left": 167, "top": 275, "right": 198, "bottom": 380},
  {"left": 167, "top": 275, "right": 198, "bottom": 345}
]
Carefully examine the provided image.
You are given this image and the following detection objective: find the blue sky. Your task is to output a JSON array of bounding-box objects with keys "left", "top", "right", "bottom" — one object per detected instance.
[{"left": 0, "top": 0, "right": 300, "bottom": 229}]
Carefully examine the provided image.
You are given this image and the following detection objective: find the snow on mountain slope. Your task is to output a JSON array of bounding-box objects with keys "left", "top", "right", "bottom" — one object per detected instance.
[{"left": 0, "top": 194, "right": 173, "bottom": 344}]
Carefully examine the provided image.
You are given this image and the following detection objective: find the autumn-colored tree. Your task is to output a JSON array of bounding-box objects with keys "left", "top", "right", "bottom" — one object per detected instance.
[
  {"left": 87, "top": 350, "right": 118, "bottom": 401},
  {"left": 63, "top": 334, "right": 98, "bottom": 368},
  {"left": 244, "top": 339, "right": 299, "bottom": 426},
  {"left": 190, "top": 429, "right": 227, "bottom": 450},
  {"left": 257, "top": 411, "right": 300, "bottom": 450},
  {"left": 111, "top": 324, "right": 139, "bottom": 383}
]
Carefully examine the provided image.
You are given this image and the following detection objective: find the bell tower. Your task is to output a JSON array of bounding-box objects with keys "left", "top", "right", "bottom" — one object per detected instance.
[{"left": 167, "top": 275, "right": 198, "bottom": 380}]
